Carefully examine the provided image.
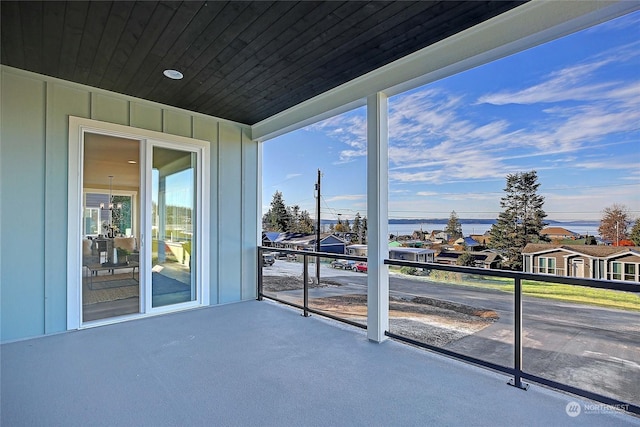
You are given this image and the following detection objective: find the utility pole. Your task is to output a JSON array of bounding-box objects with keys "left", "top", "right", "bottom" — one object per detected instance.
[{"left": 315, "top": 169, "right": 321, "bottom": 283}]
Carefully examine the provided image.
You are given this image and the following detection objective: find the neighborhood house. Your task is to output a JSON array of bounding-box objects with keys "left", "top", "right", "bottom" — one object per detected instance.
[{"left": 523, "top": 244, "right": 640, "bottom": 282}]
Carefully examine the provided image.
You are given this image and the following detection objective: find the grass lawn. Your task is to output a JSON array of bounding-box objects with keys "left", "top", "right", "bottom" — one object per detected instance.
[
  {"left": 519, "top": 280, "right": 640, "bottom": 311},
  {"left": 392, "top": 267, "right": 640, "bottom": 312}
]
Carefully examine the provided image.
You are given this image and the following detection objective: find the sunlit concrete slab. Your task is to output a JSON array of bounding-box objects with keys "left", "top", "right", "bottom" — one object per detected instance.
[{"left": 2, "top": 300, "right": 638, "bottom": 426}]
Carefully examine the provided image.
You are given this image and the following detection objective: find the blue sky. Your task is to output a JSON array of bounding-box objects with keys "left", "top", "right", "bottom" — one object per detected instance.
[{"left": 262, "top": 11, "right": 640, "bottom": 223}]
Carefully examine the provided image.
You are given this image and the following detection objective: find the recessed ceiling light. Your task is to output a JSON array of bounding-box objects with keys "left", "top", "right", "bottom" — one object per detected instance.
[
  {"left": 163, "top": 69, "right": 183, "bottom": 80},
  {"left": 128, "top": 160, "right": 137, "bottom": 164}
]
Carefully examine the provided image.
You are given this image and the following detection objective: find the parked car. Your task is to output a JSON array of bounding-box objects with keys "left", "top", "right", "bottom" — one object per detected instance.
[
  {"left": 352, "top": 262, "right": 368, "bottom": 273},
  {"left": 330, "top": 259, "right": 353, "bottom": 269},
  {"left": 262, "top": 253, "right": 275, "bottom": 266}
]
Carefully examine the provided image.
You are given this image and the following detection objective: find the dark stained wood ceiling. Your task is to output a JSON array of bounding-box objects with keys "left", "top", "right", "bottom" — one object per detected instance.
[{"left": 1, "top": 1, "right": 525, "bottom": 125}]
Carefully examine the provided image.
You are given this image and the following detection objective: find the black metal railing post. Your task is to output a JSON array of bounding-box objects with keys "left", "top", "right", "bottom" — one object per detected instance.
[
  {"left": 257, "top": 248, "right": 263, "bottom": 301},
  {"left": 303, "top": 253, "right": 310, "bottom": 317},
  {"left": 509, "top": 276, "right": 528, "bottom": 390}
]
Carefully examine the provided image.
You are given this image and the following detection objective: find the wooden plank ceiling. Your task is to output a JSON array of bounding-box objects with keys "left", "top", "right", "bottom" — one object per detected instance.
[{"left": 1, "top": 1, "right": 525, "bottom": 125}]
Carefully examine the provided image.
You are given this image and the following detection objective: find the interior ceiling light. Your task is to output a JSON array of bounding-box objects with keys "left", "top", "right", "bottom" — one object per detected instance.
[
  {"left": 163, "top": 69, "right": 183, "bottom": 80},
  {"left": 128, "top": 160, "right": 137, "bottom": 164}
]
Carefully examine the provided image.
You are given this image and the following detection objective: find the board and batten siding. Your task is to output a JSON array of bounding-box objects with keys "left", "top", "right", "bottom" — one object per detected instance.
[{"left": 0, "top": 66, "right": 259, "bottom": 342}]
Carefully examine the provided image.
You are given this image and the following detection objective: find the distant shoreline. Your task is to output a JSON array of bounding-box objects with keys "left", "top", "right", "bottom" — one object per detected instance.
[{"left": 321, "top": 218, "right": 600, "bottom": 227}]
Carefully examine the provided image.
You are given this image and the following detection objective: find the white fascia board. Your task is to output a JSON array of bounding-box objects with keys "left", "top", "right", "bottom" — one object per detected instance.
[{"left": 252, "top": 0, "right": 639, "bottom": 142}]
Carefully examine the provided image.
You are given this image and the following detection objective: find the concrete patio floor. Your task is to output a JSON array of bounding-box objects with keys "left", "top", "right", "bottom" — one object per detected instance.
[{"left": 2, "top": 300, "right": 638, "bottom": 426}]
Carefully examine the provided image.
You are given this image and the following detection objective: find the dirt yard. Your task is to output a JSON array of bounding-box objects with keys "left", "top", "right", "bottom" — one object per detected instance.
[{"left": 262, "top": 275, "right": 498, "bottom": 347}]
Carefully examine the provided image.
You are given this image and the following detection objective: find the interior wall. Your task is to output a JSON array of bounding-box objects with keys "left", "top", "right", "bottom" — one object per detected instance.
[{"left": 0, "top": 66, "right": 258, "bottom": 342}]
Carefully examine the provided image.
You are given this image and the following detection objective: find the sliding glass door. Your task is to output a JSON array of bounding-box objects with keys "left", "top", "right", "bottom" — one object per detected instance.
[
  {"left": 149, "top": 145, "right": 198, "bottom": 309},
  {"left": 69, "top": 117, "right": 209, "bottom": 329},
  {"left": 79, "top": 134, "right": 203, "bottom": 322}
]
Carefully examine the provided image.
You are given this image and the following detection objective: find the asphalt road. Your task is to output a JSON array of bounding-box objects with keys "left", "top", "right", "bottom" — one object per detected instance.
[{"left": 263, "top": 260, "right": 640, "bottom": 405}]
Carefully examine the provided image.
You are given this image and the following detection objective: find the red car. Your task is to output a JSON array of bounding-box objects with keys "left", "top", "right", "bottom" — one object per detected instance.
[{"left": 352, "top": 262, "right": 368, "bottom": 273}]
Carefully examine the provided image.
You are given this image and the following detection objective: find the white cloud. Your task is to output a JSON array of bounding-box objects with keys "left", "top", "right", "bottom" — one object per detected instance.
[
  {"left": 325, "top": 194, "right": 366, "bottom": 202},
  {"left": 478, "top": 41, "right": 640, "bottom": 106},
  {"left": 309, "top": 110, "right": 367, "bottom": 163},
  {"left": 298, "top": 26, "right": 640, "bottom": 220}
]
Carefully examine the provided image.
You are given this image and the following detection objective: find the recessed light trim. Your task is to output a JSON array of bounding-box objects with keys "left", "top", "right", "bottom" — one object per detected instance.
[
  {"left": 163, "top": 69, "right": 184, "bottom": 80},
  {"left": 128, "top": 160, "right": 137, "bottom": 164}
]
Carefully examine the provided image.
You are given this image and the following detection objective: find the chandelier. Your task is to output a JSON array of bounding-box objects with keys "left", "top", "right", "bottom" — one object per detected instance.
[{"left": 100, "top": 175, "right": 122, "bottom": 211}]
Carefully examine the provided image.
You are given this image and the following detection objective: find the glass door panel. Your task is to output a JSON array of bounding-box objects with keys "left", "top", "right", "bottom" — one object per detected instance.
[
  {"left": 81, "top": 133, "right": 141, "bottom": 322},
  {"left": 151, "top": 146, "right": 197, "bottom": 308}
]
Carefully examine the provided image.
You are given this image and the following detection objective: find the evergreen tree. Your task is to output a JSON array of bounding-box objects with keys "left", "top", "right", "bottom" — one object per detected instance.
[
  {"left": 297, "top": 209, "right": 315, "bottom": 234},
  {"left": 352, "top": 213, "right": 363, "bottom": 244},
  {"left": 457, "top": 251, "right": 475, "bottom": 267},
  {"left": 361, "top": 216, "right": 368, "bottom": 244},
  {"left": 630, "top": 219, "right": 640, "bottom": 246},
  {"left": 445, "top": 210, "right": 463, "bottom": 240},
  {"left": 262, "top": 191, "right": 290, "bottom": 232},
  {"left": 584, "top": 235, "right": 597, "bottom": 245},
  {"left": 598, "top": 204, "right": 631, "bottom": 245},
  {"left": 288, "top": 205, "right": 301, "bottom": 231},
  {"left": 488, "top": 171, "right": 547, "bottom": 270}
]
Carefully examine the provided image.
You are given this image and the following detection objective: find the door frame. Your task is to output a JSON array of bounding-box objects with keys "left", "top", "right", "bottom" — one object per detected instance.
[
  {"left": 67, "top": 116, "right": 210, "bottom": 330},
  {"left": 143, "top": 138, "right": 205, "bottom": 315}
]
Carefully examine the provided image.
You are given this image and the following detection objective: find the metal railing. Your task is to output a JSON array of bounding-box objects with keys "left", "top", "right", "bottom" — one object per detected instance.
[
  {"left": 258, "top": 247, "right": 368, "bottom": 329},
  {"left": 258, "top": 246, "right": 639, "bottom": 415}
]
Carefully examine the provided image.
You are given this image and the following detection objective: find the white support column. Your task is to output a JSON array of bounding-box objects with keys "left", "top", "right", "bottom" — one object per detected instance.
[{"left": 366, "top": 92, "right": 389, "bottom": 342}]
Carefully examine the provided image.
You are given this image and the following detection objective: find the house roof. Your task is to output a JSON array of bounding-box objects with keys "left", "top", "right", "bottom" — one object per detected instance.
[
  {"left": 454, "top": 237, "right": 480, "bottom": 247},
  {"left": 390, "top": 247, "right": 435, "bottom": 255},
  {"left": 262, "top": 231, "right": 281, "bottom": 243},
  {"left": 436, "top": 250, "right": 501, "bottom": 265},
  {"left": 0, "top": 1, "right": 524, "bottom": 126},
  {"left": 522, "top": 243, "right": 640, "bottom": 258},
  {"left": 540, "top": 227, "right": 580, "bottom": 236}
]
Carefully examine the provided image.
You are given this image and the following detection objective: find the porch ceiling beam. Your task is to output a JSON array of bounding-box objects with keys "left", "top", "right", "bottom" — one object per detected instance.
[{"left": 251, "top": 0, "right": 638, "bottom": 142}]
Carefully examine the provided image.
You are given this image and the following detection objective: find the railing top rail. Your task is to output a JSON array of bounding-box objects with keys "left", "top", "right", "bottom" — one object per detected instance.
[
  {"left": 259, "top": 246, "right": 638, "bottom": 293},
  {"left": 259, "top": 246, "right": 366, "bottom": 263},
  {"left": 384, "top": 258, "right": 639, "bottom": 293}
]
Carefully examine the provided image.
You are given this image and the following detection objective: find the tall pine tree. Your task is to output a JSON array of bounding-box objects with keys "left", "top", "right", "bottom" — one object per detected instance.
[
  {"left": 352, "top": 213, "right": 363, "bottom": 244},
  {"left": 262, "top": 191, "right": 290, "bottom": 231},
  {"left": 489, "top": 171, "right": 547, "bottom": 270},
  {"left": 445, "top": 210, "right": 463, "bottom": 240}
]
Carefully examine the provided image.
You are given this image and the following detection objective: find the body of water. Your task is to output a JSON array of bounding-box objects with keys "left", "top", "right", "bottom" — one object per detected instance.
[{"left": 387, "top": 222, "right": 601, "bottom": 238}]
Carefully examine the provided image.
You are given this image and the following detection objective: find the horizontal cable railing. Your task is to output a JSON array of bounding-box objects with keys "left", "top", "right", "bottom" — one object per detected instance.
[{"left": 258, "top": 246, "right": 639, "bottom": 415}]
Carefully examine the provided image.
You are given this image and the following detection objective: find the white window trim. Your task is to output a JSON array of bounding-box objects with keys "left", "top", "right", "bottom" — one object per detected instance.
[
  {"left": 610, "top": 261, "right": 639, "bottom": 282},
  {"left": 538, "top": 256, "right": 557, "bottom": 275}
]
